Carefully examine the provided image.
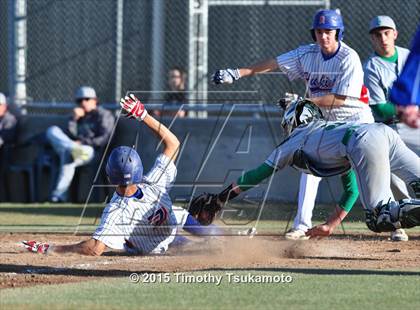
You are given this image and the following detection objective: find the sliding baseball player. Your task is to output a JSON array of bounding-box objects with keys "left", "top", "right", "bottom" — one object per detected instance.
[{"left": 22, "top": 95, "right": 220, "bottom": 255}]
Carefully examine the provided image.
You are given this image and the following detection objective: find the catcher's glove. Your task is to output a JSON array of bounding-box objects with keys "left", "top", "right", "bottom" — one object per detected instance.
[{"left": 188, "top": 193, "right": 223, "bottom": 225}]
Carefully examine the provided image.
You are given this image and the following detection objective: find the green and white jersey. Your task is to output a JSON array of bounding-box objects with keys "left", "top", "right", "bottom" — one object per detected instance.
[
  {"left": 265, "top": 120, "right": 362, "bottom": 177},
  {"left": 363, "top": 46, "right": 410, "bottom": 105}
]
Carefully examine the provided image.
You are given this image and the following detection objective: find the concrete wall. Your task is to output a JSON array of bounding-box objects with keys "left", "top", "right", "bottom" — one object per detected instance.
[{"left": 4, "top": 114, "right": 346, "bottom": 205}]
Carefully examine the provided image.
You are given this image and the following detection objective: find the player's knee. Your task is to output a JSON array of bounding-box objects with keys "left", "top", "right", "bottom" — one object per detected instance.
[
  {"left": 46, "top": 125, "right": 62, "bottom": 140},
  {"left": 83, "top": 146, "right": 95, "bottom": 162}
]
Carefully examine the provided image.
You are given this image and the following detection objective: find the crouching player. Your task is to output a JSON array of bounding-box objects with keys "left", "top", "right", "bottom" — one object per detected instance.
[
  {"left": 189, "top": 98, "right": 420, "bottom": 238},
  {"left": 22, "top": 94, "right": 219, "bottom": 255}
]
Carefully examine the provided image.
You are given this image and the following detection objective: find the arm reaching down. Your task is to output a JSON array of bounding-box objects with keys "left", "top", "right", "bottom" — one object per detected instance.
[
  {"left": 306, "top": 207, "right": 348, "bottom": 238},
  {"left": 306, "top": 170, "right": 358, "bottom": 238}
]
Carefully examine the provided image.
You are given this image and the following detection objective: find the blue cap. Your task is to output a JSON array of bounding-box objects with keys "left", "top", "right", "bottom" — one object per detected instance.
[
  {"left": 369, "top": 16, "right": 396, "bottom": 33},
  {"left": 0, "top": 92, "right": 7, "bottom": 105},
  {"left": 75, "top": 86, "right": 97, "bottom": 100}
]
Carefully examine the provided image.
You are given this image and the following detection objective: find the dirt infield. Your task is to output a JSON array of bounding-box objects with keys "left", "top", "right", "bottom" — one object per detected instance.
[{"left": 1, "top": 232, "right": 420, "bottom": 289}]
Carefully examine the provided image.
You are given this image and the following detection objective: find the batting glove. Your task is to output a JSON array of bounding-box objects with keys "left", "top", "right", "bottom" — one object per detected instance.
[
  {"left": 22, "top": 240, "right": 50, "bottom": 254},
  {"left": 120, "top": 94, "right": 148, "bottom": 121},
  {"left": 212, "top": 69, "right": 241, "bottom": 84}
]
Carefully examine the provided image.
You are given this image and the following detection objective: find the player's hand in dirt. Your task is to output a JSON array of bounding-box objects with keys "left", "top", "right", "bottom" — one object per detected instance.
[
  {"left": 306, "top": 223, "right": 333, "bottom": 238},
  {"left": 22, "top": 240, "right": 50, "bottom": 254},
  {"left": 120, "top": 94, "right": 148, "bottom": 121},
  {"left": 212, "top": 69, "right": 241, "bottom": 84}
]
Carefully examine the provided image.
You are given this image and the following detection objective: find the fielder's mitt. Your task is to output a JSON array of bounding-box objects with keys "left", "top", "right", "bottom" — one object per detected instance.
[{"left": 188, "top": 193, "right": 223, "bottom": 225}]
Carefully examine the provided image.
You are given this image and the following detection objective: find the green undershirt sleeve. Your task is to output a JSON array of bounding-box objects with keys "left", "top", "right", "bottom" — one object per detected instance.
[
  {"left": 236, "top": 163, "right": 276, "bottom": 191},
  {"left": 371, "top": 102, "right": 397, "bottom": 120},
  {"left": 338, "top": 169, "right": 359, "bottom": 212}
]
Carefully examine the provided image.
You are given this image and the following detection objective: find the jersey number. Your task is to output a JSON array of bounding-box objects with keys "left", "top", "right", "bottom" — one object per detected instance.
[{"left": 148, "top": 207, "right": 169, "bottom": 226}]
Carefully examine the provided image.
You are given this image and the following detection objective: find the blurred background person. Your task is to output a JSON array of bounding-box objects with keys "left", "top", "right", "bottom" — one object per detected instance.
[
  {"left": 154, "top": 66, "right": 187, "bottom": 118},
  {"left": 390, "top": 23, "right": 420, "bottom": 128},
  {"left": 45, "top": 86, "right": 115, "bottom": 203},
  {"left": 0, "top": 92, "right": 18, "bottom": 201},
  {"left": 0, "top": 93, "right": 18, "bottom": 150},
  {"left": 364, "top": 16, "right": 419, "bottom": 241}
]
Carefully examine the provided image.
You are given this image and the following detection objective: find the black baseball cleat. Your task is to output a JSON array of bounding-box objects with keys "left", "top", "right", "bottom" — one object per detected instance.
[{"left": 399, "top": 199, "right": 420, "bottom": 228}]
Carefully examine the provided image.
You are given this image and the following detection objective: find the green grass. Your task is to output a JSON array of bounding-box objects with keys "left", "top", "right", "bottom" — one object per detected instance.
[
  {"left": 1, "top": 270, "right": 420, "bottom": 309},
  {"left": 1, "top": 204, "right": 420, "bottom": 309},
  {"left": 1, "top": 203, "right": 419, "bottom": 234}
]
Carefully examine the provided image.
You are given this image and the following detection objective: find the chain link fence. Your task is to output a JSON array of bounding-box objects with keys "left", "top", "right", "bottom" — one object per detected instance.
[{"left": 0, "top": 0, "right": 419, "bottom": 105}]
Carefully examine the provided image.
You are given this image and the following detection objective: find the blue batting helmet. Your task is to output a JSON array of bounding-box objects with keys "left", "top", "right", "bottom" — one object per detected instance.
[
  {"left": 106, "top": 146, "right": 143, "bottom": 185},
  {"left": 311, "top": 9, "right": 344, "bottom": 41}
]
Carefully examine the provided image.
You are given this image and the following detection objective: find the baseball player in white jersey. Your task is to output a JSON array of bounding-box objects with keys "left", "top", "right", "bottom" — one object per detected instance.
[
  {"left": 188, "top": 99, "right": 420, "bottom": 237},
  {"left": 364, "top": 16, "right": 419, "bottom": 241},
  {"left": 212, "top": 9, "right": 374, "bottom": 240},
  {"left": 22, "top": 94, "right": 220, "bottom": 255}
]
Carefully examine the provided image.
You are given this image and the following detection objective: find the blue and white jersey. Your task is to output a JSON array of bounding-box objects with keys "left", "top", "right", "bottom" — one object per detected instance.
[
  {"left": 277, "top": 42, "right": 373, "bottom": 122},
  {"left": 93, "top": 154, "right": 186, "bottom": 254}
]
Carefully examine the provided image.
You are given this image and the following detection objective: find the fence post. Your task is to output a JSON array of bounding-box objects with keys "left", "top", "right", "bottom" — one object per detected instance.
[
  {"left": 8, "top": 0, "right": 27, "bottom": 106},
  {"left": 114, "top": 0, "right": 124, "bottom": 103},
  {"left": 150, "top": 0, "right": 165, "bottom": 103}
]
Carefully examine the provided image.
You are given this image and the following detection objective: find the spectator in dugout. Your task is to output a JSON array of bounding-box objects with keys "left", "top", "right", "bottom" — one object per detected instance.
[
  {"left": 0, "top": 92, "right": 18, "bottom": 200},
  {"left": 46, "top": 86, "right": 114, "bottom": 203},
  {"left": 0, "top": 92, "right": 17, "bottom": 150},
  {"left": 153, "top": 66, "right": 187, "bottom": 118}
]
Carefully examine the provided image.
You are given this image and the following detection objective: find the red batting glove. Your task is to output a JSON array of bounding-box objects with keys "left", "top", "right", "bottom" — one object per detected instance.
[
  {"left": 120, "top": 94, "right": 148, "bottom": 121},
  {"left": 22, "top": 240, "right": 50, "bottom": 254}
]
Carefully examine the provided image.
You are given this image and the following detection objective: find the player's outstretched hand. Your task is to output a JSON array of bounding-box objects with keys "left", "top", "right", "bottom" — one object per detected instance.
[
  {"left": 212, "top": 69, "right": 241, "bottom": 84},
  {"left": 120, "top": 94, "right": 148, "bottom": 121},
  {"left": 22, "top": 240, "right": 50, "bottom": 254},
  {"left": 305, "top": 223, "right": 333, "bottom": 239}
]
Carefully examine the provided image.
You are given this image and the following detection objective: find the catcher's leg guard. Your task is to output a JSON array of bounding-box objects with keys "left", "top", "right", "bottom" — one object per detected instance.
[
  {"left": 399, "top": 198, "right": 420, "bottom": 228},
  {"left": 409, "top": 181, "right": 420, "bottom": 198},
  {"left": 366, "top": 199, "right": 420, "bottom": 232}
]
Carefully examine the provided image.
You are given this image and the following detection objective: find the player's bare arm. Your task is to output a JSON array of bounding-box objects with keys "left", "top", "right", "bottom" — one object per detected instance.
[
  {"left": 120, "top": 94, "right": 180, "bottom": 161},
  {"left": 212, "top": 59, "right": 278, "bottom": 84},
  {"left": 53, "top": 238, "right": 107, "bottom": 255},
  {"left": 306, "top": 207, "right": 348, "bottom": 238},
  {"left": 238, "top": 58, "right": 279, "bottom": 77},
  {"left": 142, "top": 114, "right": 180, "bottom": 161},
  {"left": 22, "top": 238, "right": 107, "bottom": 256}
]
